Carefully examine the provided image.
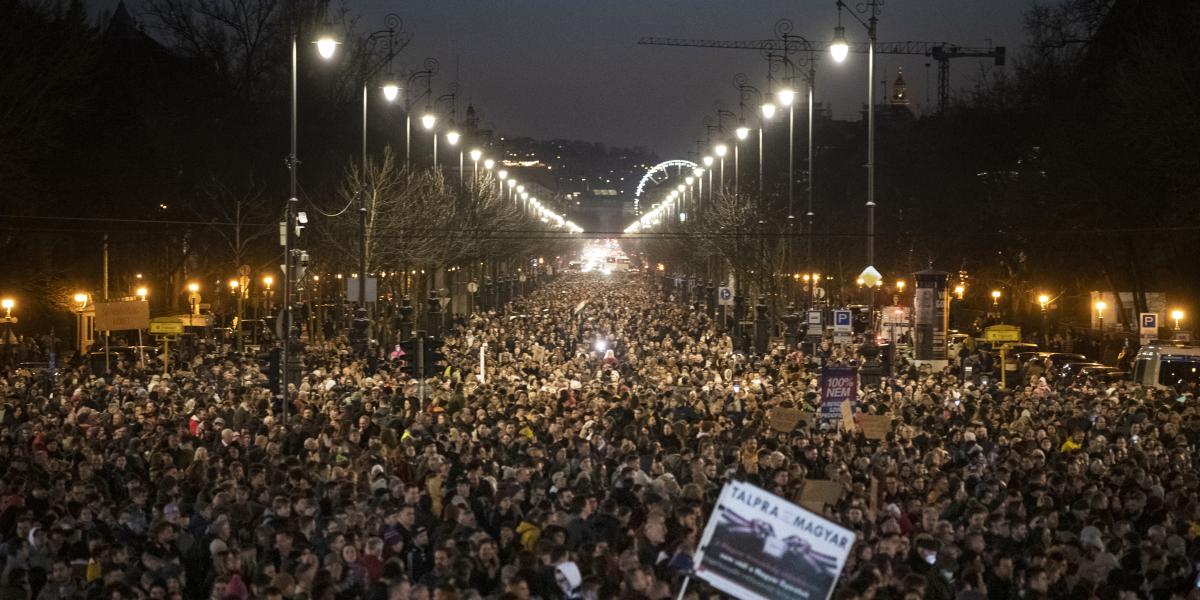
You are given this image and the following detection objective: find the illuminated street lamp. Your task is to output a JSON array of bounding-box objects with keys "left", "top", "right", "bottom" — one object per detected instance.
[
  {"left": 954, "top": 284, "right": 965, "bottom": 300},
  {"left": 469, "top": 148, "right": 483, "bottom": 184},
  {"left": 445, "top": 130, "right": 463, "bottom": 185},
  {"left": 831, "top": 0, "right": 881, "bottom": 266},
  {"left": 1038, "top": 293, "right": 1051, "bottom": 344},
  {"left": 72, "top": 293, "right": 90, "bottom": 355},
  {"left": 1171, "top": 309, "right": 1185, "bottom": 330},
  {"left": 1095, "top": 300, "right": 1107, "bottom": 333},
  {"left": 315, "top": 36, "right": 340, "bottom": 60},
  {"left": 263, "top": 275, "right": 275, "bottom": 314},
  {"left": 991, "top": 290, "right": 1001, "bottom": 305},
  {"left": 713, "top": 143, "right": 728, "bottom": 191},
  {"left": 0, "top": 298, "right": 14, "bottom": 366},
  {"left": 830, "top": 26, "right": 849, "bottom": 63},
  {"left": 895, "top": 280, "right": 906, "bottom": 292},
  {"left": 186, "top": 282, "right": 200, "bottom": 316},
  {"left": 382, "top": 83, "right": 400, "bottom": 102}
]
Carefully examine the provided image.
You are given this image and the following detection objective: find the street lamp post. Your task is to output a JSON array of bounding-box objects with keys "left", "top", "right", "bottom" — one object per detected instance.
[
  {"left": 777, "top": 87, "right": 796, "bottom": 222},
  {"left": 423, "top": 113, "right": 438, "bottom": 166},
  {"left": 263, "top": 276, "right": 274, "bottom": 316},
  {"left": 714, "top": 144, "right": 728, "bottom": 192},
  {"left": 702, "top": 156, "right": 714, "bottom": 205},
  {"left": 356, "top": 15, "right": 404, "bottom": 318},
  {"left": 402, "top": 59, "right": 438, "bottom": 172},
  {"left": 760, "top": 102, "right": 775, "bottom": 204},
  {"left": 447, "top": 131, "right": 462, "bottom": 185},
  {"left": 470, "top": 148, "right": 483, "bottom": 186},
  {"left": 1171, "top": 309, "right": 1185, "bottom": 331},
  {"left": 734, "top": 126, "right": 749, "bottom": 196},
  {"left": 831, "top": 0, "right": 881, "bottom": 267},
  {"left": 187, "top": 283, "right": 200, "bottom": 316},
  {"left": 73, "top": 293, "right": 89, "bottom": 356},
  {"left": 282, "top": 24, "right": 340, "bottom": 422},
  {"left": 0, "top": 299, "right": 14, "bottom": 368},
  {"left": 1038, "top": 294, "right": 1050, "bottom": 346},
  {"left": 229, "top": 279, "right": 243, "bottom": 351},
  {"left": 135, "top": 286, "right": 148, "bottom": 366},
  {"left": 1095, "top": 300, "right": 1107, "bottom": 334}
]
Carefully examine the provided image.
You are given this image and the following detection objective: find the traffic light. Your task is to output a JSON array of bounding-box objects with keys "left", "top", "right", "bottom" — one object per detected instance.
[
  {"left": 350, "top": 306, "right": 369, "bottom": 356},
  {"left": 398, "top": 336, "right": 419, "bottom": 379},
  {"left": 422, "top": 336, "right": 446, "bottom": 378},
  {"left": 257, "top": 347, "right": 280, "bottom": 395}
]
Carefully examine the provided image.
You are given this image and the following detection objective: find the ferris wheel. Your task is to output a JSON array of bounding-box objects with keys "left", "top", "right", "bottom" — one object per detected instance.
[{"left": 633, "top": 160, "right": 698, "bottom": 216}]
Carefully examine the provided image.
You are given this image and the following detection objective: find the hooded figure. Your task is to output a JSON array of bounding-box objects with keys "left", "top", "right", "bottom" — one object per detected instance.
[{"left": 555, "top": 561, "right": 582, "bottom": 599}]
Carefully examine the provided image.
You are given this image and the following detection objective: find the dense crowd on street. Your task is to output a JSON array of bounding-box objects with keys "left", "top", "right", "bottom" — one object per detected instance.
[{"left": 1, "top": 273, "right": 1199, "bottom": 600}]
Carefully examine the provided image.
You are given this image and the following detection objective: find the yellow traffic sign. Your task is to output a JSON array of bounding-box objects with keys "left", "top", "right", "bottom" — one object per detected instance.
[{"left": 149, "top": 318, "right": 184, "bottom": 335}]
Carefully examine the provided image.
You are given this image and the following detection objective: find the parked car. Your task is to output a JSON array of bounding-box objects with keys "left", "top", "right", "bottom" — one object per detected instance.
[
  {"left": 1045, "top": 353, "right": 1089, "bottom": 373},
  {"left": 1056, "top": 361, "right": 1105, "bottom": 384}
]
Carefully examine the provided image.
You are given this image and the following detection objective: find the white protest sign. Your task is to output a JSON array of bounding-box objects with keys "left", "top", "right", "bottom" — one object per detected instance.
[{"left": 693, "top": 480, "right": 856, "bottom": 600}]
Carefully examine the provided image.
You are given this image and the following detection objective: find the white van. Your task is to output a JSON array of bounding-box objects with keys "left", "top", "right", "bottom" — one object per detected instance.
[{"left": 1132, "top": 343, "right": 1200, "bottom": 389}]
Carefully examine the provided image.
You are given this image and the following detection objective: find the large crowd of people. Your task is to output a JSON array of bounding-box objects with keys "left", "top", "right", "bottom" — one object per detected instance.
[{"left": 1, "top": 273, "right": 1199, "bottom": 600}]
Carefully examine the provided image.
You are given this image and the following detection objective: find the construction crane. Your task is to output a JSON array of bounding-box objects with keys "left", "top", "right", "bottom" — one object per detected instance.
[{"left": 637, "top": 37, "right": 1005, "bottom": 115}]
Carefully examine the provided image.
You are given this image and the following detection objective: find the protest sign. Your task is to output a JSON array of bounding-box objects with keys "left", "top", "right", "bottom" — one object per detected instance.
[
  {"left": 94, "top": 300, "right": 150, "bottom": 331},
  {"left": 819, "top": 368, "right": 857, "bottom": 426},
  {"left": 694, "top": 480, "right": 856, "bottom": 600},
  {"left": 840, "top": 400, "right": 855, "bottom": 432},
  {"left": 798, "top": 479, "right": 845, "bottom": 514},
  {"left": 769, "top": 408, "right": 804, "bottom": 433},
  {"left": 860, "top": 415, "right": 894, "bottom": 440}
]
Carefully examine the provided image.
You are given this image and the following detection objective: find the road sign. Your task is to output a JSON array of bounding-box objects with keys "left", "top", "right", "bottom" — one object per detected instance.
[
  {"left": 519, "top": 274, "right": 527, "bottom": 282},
  {"left": 1140, "top": 312, "right": 1158, "bottom": 344},
  {"left": 807, "top": 310, "right": 823, "bottom": 327},
  {"left": 814, "top": 287, "right": 827, "bottom": 300},
  {"left": 833, "top": 310, "right": 852, "bottom": 333},
  {"left": 345, "top": 277, "right": 378, "bottom": 302},
  {"left": 149, "top": 317, "right": 184, "bottom": 335},
  {"left": 467, "top": 281, "right": 479, "bottom": 293},
  {"left": 718, "top": 286, "right": 733, "bottom": 306}
]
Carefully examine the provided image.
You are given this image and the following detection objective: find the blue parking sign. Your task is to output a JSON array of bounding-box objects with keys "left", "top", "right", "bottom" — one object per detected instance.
[{"left": 1142, "top": 314, "right": 1157, "bottom": 329}]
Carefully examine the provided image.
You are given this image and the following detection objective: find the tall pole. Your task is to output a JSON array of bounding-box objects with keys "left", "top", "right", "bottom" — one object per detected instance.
[
  {"left": 718, "top": 157, "right": 725, "bottom": 192},
  {"left": 806, "top": 76, "right": 815, "bottom": 273},
  {"left": 758, "top": 127, "right": 764, "bottom": 199},
  {"left": 787, "top": 103, "right": 795, "bottom": 220},
  {"left": 360, "top": 84, "right": 368, "bottom": 307},
  {"left": 866, "top": 17, "right": 876, "bottom": 267},
  {"left": 281, "top": 34, "right": 298, "bottom": 425},
  {"left": 733, "top": 144, "right": 739, "bottom": 196},
  {"left": 103, "top": 233, "right": 110, "bottom": 373},
  {"left": 433, "top": 134, "right": 438, "bottom": 168}
]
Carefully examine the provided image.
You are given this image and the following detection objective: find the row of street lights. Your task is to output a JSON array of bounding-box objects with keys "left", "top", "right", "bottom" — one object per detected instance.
[{"left": 631, "top": 7, "right": 883, "bottom": 284}]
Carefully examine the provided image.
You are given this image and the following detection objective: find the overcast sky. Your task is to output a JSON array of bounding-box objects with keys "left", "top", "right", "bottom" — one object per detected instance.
[{"left": 116, "top": 0, "right": 1033, "bottom": 158}]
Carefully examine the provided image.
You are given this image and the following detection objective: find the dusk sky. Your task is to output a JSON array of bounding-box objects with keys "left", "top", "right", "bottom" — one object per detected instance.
[{"left": 116, "top": 0, "right": 1032, "bottom": 157}]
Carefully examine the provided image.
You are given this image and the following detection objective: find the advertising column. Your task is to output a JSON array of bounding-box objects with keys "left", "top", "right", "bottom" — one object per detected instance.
[{"left": 912, "top": 269, "right": 949, "bottom": 364}]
